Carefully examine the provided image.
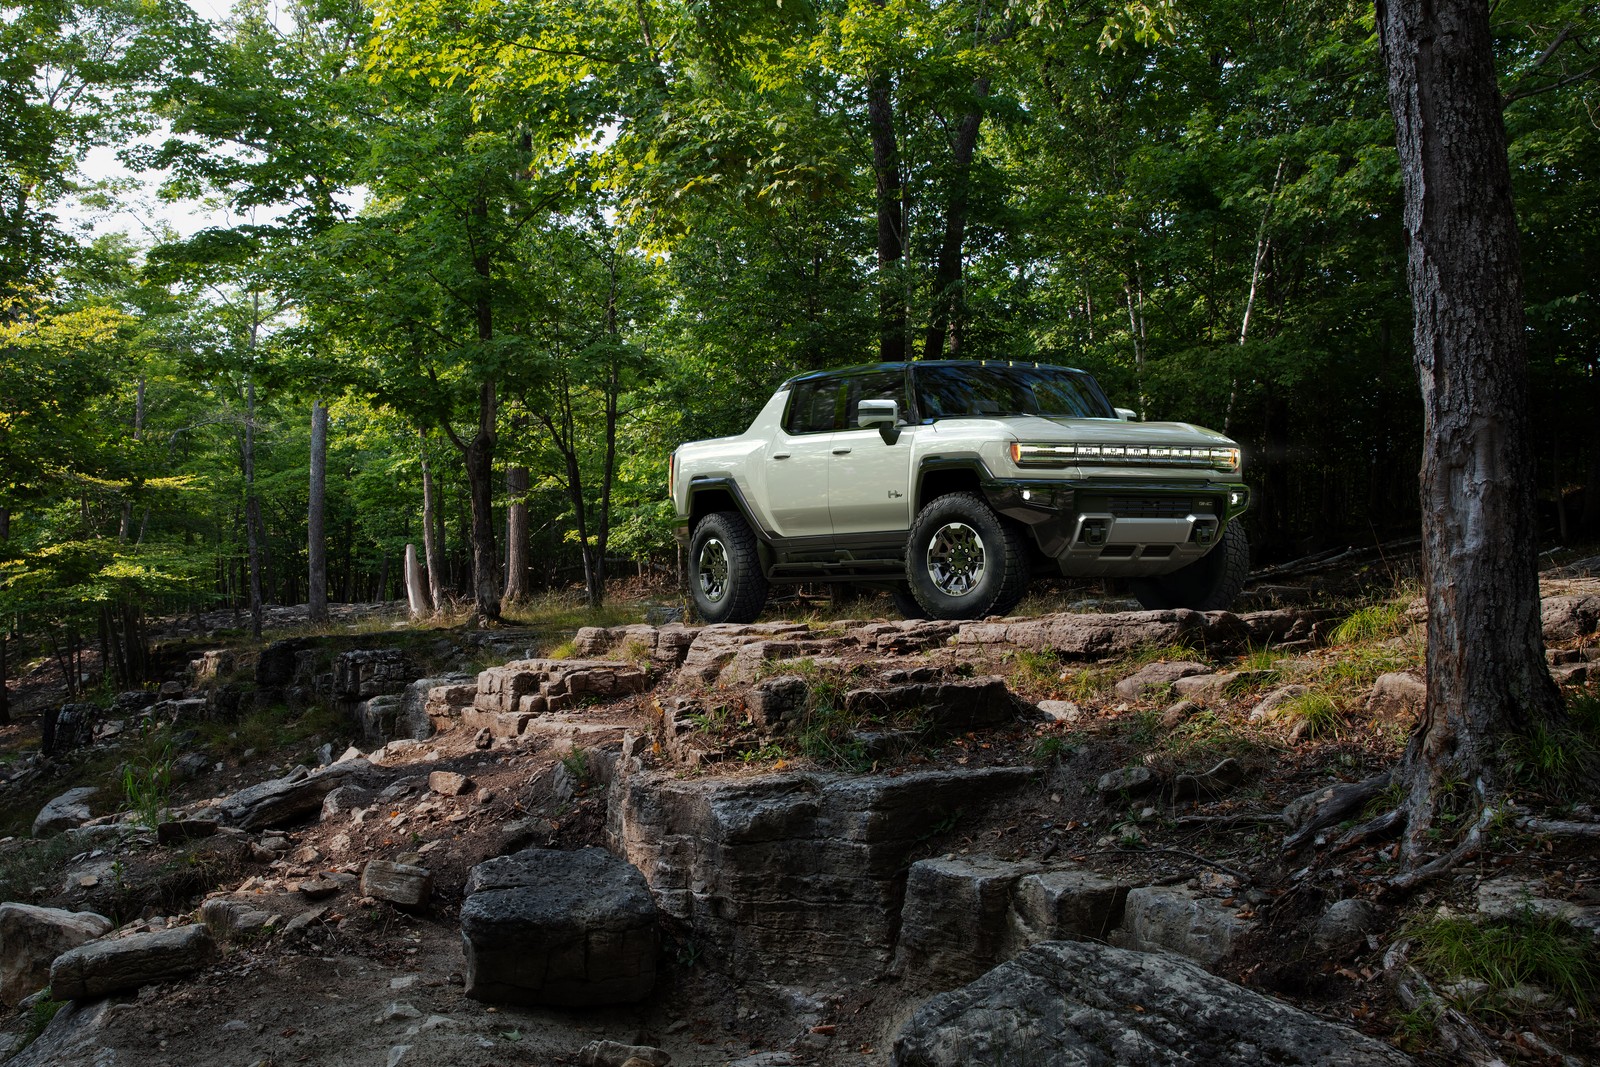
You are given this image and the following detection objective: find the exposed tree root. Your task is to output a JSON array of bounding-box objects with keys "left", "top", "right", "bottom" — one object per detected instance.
[
  {"left": 1280, "top": 771, "right": 1392, "bottom": 852},
  {"left": 1384, "top": 805, "right": 1494, "bottom": 898},
  {"left": 1330, "top": 807, "right": 1406, "bottom": 854},
  {"left": 1384, "top": 940, "right": 1510, "bottom": 1067}
]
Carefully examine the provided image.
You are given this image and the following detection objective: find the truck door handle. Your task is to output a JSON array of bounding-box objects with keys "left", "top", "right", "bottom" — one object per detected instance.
[
  {"left": 772, "top": 453, "right": 790, "bottom": 460},
  {"left": 832, "top": 448, "right": 852, "bottom": 455}
]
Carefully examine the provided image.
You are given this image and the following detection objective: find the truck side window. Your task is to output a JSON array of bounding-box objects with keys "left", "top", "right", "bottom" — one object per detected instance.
[
  {"left": 843, "top": 369, "right": 909, "bottom": 426},
  {"left": 784, "top": 377, "right": 843, "bottom": 434}
]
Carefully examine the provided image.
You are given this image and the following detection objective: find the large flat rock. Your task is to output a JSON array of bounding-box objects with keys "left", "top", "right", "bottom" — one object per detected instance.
[
  {"left": 49, "top": 924, "right": 215, "bottom": 1000},
  {"left": 892, "top": 941, "right": 1414, "bottom": 1065},
  {"left": 0, "top": 903, "right": 112, "bottom": 1005}
]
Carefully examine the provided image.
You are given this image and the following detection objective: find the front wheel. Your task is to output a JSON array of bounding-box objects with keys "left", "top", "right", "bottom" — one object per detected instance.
[
  {"left": 1129, "top": 521, "right": 1250, "bottom": 611},
  {"left": 905, "top": 492, "right": 1029, "bottom": 620},
  {"left": 689, "top": 512, "right": 768, "bottom": 623}
]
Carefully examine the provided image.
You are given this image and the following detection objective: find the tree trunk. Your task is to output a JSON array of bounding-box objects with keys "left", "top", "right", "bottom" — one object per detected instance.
[
  {"left": 867, "top": 66, "right": 907, "bottom": 363},
  {"left": 923, "top": 79, "right": 990, "bottom": 361},
  {"left": 421, "top": 430, "right": 446, "bottom": 612},
  {"left": 1377, "top": 0, "right": 1567, "bottom": 865},
  {"left": 464, "top": 378, "right": 502, "bottom": 622},
  {"left": 308, "top": 399, "right": 329, "bottom": 622},
  {"left": 404, "top": 543, "right": 430, "bottom": 619},
  {"left": 504, "top": 464, "right": 530, "bottom": 603},
  {"left": 0, "top": 505, "right": 9, "bottom": 725},
  {"left": 244, "top": 377, "right": 264, "bottom": 639}
]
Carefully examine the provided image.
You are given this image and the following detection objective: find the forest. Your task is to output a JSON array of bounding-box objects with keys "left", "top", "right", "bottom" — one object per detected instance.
[{"left": 2, "top": 0, "right": 1597, "bottom": 701}]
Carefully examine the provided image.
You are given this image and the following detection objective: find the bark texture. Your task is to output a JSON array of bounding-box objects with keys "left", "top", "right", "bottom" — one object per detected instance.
[
  {"left": 504, "top": 465, "right": 530, "bottom": 603},
  {"left": 420, "top": 430, "right": 446, "bottom": 612},
  {"left": 308, "top": 399, "right": 329, "bottom": 622},
  {"left": 1377, "top": 0, "right": 1564, "bottom": 863},
  {"left": 867, "top": 65, "right": 907, "bottom": 363}
]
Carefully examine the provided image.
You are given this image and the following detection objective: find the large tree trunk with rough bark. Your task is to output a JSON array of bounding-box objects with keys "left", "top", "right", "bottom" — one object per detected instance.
[
  {"left": 308, "top": 399, "right": 329, "bottom": 623},
  {"left": 1377, "top": 0, "right": 1566, "bottom": 869}
]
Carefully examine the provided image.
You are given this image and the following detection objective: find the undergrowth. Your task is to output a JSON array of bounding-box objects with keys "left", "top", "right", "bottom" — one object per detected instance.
[{"left": 1410, "top": 912, "right": 1599, "bottom": 1020}]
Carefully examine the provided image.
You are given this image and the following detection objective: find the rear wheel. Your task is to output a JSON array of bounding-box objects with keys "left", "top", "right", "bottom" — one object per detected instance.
[
  {"left": 689, "top": 511, "right": 768, "bottom": 623},
  {"left": 905, "top": 492, "right": 1029, "bottom": 620},
  {"left": 1130, "top": 521, "right": 1250, "bottom": 611}
]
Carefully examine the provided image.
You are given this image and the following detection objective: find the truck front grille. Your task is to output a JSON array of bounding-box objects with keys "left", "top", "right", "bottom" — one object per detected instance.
[{"left": 1106, "top": 496, "right": 1197, "bottom": 519}]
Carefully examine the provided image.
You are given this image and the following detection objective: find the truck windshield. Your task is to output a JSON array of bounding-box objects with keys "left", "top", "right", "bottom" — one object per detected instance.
[{"left": 913, "top": 364, "right": 1116, "bottom": 421}]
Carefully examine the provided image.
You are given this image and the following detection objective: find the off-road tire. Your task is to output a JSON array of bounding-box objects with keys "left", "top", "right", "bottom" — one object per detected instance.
[
  {"left": 689, "top": 511, "right": 768, "bottom": 623},
  {"left": 905, "top": 492, "right": 1029, "bottom": 620},
  {"left": 891, "top": 586, "right": 931, "bottom": 621},
  {"left": 1129, "top": 521, "right": 1250, "bottom": 611}
]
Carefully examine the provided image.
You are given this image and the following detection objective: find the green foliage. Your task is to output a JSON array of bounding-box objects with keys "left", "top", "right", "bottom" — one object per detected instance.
[
  {"left": 1331, "top": 602, "right": 1410, "bottom": 645},
  {"left": 121, "top": 732, "right": 174, "bottom": 829},
  {"left": 1281, "top": 692, "right": 1341, "bottom": 739},
  {"left": 0, "top": 836, "right": 79, "bottom": 904},
  {"left": 21, "top": 994, "right": 67, "bottom": 1050},
  {"left": 1410, "top": 912, "right": 1599, "bottom": 1019},
  {"left": 558, "top": 747, "right": 590, "bottom": 786}
]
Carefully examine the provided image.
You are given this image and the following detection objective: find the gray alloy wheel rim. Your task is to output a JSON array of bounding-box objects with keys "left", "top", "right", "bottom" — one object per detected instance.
[
  {"left": 698, "top": 537, "right": 731, "bottom": 603},
  {"left": 926, "top": 521, "right": 986, "bottom": 596}
]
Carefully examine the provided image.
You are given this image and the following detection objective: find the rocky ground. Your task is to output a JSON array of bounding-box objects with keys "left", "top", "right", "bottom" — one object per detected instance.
[{"left": 0, "top": 563, "right": 1596, "bottom": 1067}]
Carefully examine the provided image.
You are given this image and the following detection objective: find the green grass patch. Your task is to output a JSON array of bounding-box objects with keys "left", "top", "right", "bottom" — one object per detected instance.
[
  {"left": 1281, "top": 691, "right": 1340, "bottom": 739},
  {"left": 1410, "top": 912, "right": 1599, "bottom": 1019},
  {"left": 198, "top": 701, "right": 354, "bottom": 761},
  {"left": 1331, "top": 602, "right": 1409, "bottom": 645}
]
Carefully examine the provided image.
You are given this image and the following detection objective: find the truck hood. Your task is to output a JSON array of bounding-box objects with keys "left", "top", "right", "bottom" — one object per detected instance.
[{"left": 929, "top": 415, "right": 1237, "bottom": 446}]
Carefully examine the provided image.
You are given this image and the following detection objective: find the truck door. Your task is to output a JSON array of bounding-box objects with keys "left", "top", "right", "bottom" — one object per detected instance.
[{"left": 828, "top": 368, "right": 916, "bottom": 535}]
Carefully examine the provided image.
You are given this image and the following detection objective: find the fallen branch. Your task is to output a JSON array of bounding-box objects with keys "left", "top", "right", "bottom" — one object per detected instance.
[
  {"left": 1248, "top": 538, "right": 1420, "bottom": 583},
  {"left": 1516, "top": 817, "right": 1600, "bottom": 838},
  {"left": 1174, "top": 812, "right": 1288, "bottom": 829},
  {"left": 1384, "top": 940, "right": 1510, "bottom": 1067}
]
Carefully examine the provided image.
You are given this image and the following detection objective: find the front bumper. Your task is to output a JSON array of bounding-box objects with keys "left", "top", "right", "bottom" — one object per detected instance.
[{"left": 984, "top": 478, "right": 1250, "bottom": 577}]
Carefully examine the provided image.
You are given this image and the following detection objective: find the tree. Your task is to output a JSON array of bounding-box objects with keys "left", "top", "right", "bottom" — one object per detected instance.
[{"left": 1374, "top": 0, "right": 1575, "bottom": 881}]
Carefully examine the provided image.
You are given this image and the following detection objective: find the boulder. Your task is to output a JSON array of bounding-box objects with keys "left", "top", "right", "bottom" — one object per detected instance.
[
  {"left": 1541, "top": 593, "right": 1600, "bottom": 642},
  {"left": 1365, "top": 672, "right": 1425, "bottom": 722},
  {"left": 461, "top": 848, "right": 658, "bottom": 1006},
  {"left": 49, "top": 924, "right": 216, "bottom": 1000},
  {"left": 1010, "top": 867, "right": 1131, "bottom": 947},
  {"left": 891, "top": 941, "right": 1415, "bottom": 1065},
  {"left": 747, "top": 675, "right": 811, "bottom": 728},
  {"left": 1096, "top": 767, "right": 1157, "bottom": 797},
  {"left": 189, "top": 649, "right": 236, "bottom": 683},
  {"left": 41, "top": 705, "right": 96, "bottom": 756},
  {"left": 1250, "top": 684, "right": 1309, "bottom": 723},
  {"left": 1311, "top": 898, "right": 1381, "bottom": 955},
  {"left": 1114, "top": 886, "right": 1249, "bottom": 965},
  {"left": 1036, "top": 700, "right": 1081, "bottom": 722},
  {"left": 361, "top": 860, "right": 433, "bottom": 910},
  {"left": 955, "top": 611, "right": 1250, "bottom": 659},
  {"left": 1113, "top": 661, "right": 1210, "bottom": 701},
  {"left": 428, "top": 771, "right": 473, "bottom": 796},
  {"left": 893, "top": 857, "right": 1037, "bottom": 984},
  {"left": 200, "top": 898, "right": 279, "bottom": 942},
  {"left": 0, "top": 904, "right": 112, "bottom": 1005},
  {"left": 32, "top": 787, "right": 97, "bottom": 838},
  {"left": 611, "top": 765, "right": 1034, "bottom": 980},
  {"left": 217, "top": 759, "right": 374, "bottom": 830}
]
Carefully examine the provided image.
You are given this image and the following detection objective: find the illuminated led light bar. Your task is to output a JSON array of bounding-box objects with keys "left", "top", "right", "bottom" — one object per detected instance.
[{"left": 1010, "top": 441, "right": 1240, "bottom": 472}]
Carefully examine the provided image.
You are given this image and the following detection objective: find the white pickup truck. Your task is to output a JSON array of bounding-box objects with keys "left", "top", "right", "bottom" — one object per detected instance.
[{"left": 670, "top": 360, "right": 1251, "bottom": 622}]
